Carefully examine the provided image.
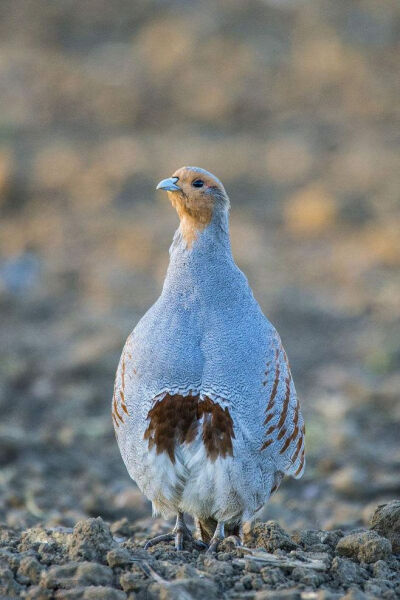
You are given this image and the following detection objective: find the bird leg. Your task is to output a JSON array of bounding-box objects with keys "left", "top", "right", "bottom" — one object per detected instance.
[
  {"left": 144, "top": 512, "right": 207, "bottom": 551},
  {"left": 194, "top": 518, "right": 204, "bottom": 542},
  {"left": 225, "top": 522, "right": 243, "bottom": 548},
  {"left": 207, "top": 520, "right": 225, "bottom": 553},
  {"left": 205, "top": 521, "right": 243, "bottom": 553}
]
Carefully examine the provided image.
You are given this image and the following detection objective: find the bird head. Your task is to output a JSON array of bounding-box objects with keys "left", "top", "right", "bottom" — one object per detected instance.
[{"left": 156, "top": 166, "right": 229, "bottom": 247}]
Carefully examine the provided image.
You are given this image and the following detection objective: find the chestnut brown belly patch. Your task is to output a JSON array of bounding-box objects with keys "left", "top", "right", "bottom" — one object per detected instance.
[{"left": 144, "top": 393, "right": 235, "bottom": 463}]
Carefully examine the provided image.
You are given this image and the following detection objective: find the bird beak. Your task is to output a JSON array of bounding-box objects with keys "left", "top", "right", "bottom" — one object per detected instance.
[{"left": 156, "top": 176, "right": 180, "bottom": 192}]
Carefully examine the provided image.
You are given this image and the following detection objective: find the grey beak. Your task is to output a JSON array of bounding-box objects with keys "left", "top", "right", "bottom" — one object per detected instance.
[{"left": 156, "top": 176, "right": 180, "bottom": 192}]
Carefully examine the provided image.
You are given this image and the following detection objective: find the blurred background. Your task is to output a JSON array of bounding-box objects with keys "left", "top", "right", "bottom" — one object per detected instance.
[{"left": 0, "top": 0, "right": 399, "bottom": 534}]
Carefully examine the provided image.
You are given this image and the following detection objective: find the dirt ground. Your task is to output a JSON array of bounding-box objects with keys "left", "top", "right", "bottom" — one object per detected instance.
[{"left": 0, "top": 0, "right": 399, "bottom": 598}]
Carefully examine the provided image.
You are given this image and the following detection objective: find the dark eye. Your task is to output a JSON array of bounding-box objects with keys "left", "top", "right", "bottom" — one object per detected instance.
[{"left": 192, "top": 179, "right": 204, "bottom": 188}]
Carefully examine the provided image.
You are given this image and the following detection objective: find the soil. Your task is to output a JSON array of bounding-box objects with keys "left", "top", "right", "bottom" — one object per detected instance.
[{"left": 1, "top": 503, "right": 399, "bottom": 599}]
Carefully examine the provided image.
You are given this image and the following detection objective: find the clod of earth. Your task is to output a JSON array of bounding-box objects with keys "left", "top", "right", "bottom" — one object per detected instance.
[{"left": 0, "top": 509, "right": 399, "bottom": 599}]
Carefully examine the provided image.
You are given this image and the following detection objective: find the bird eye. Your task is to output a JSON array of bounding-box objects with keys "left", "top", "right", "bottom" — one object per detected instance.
[{"left": 192, "top": 179, "right": 204, "bottom": 188}]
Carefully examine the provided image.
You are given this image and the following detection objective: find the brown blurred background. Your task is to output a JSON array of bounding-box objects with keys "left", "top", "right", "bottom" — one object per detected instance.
[{"left": 0, "top": 0, "right": 399, "bottom": 533}]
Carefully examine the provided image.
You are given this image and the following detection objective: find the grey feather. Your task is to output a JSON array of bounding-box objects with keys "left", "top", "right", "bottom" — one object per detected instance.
[{"left": 113, "top": 183, "right": 305, "bottom": 525}]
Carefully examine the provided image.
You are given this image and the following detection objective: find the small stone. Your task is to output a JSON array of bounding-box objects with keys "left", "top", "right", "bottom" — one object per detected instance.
[
  {"left": 336, "top": 530, "right": 392, "bottom": 563},
  {"left": 372, "top": 559, "right": 395, "bottom": 580},
  {"left": 233, "top": 581, "right": 245, "bottom": 592},
  {"left": 25, "top": 586, "right": 53, "bottom": 600},
  {"left": 260, "top": 566, "right": 286, "bottom": 585},
  {"left": 370, "top": 500, "right": 400, "bottom": 553},
  {"left": 54, "top": 589, "right": 85, "bottom": 600},
  {"left": 291, "top": 566, "right": 327, "bottom": 587},
  {"left": 0, "top": 566, "right": 23, "bottom": 597},
  {"left": 17, "top": 556, "right": 43, "bottom": 584},
  {"left": 19, "top": 527, "right": 53, "bottom": 552},
  {"left": 292, "top": 528, "right": 342, "bottom": 551},
  {"left": 83, "top": 587, "right": 127, "bottom": 600},
  {"left": 38, "top": 541, "right": 64, "bottom": 565},
  {"left": 241, "top": 573, "right": 253, "bottom": 589},
  {"left": 252, "top": 576, "right": 263, "bottom": 590},
  {"left": 314, "top": 592, "right": 341, "bottom": 600},
  {"left": 175, "top": 563, "right": 198, "bottom": 579},
  {"left": 41, "top": 563, "right": 79, "bottom": 589},
  {"left": 245, "top": 559, "right": 261, "bottom": 573},
  {"left": 119, "top": 571, "right": 145, "bottom": 594},
  {"left": 0, "top": 548, "right": 20, "bottom": 571},
  {"left": 331, "top": 557, "right": 368, "bottom": 586},
  {"left": 318, "top": 530, "right": 344, "bottom": 549},
  {"left": 68, "top": 518, "right": 114, "bottom": 563},
  {"left": 75, "top": 562, "right": 113, "bottom": 586},
  {"left": 291, "top": 529, "right": 322, "bottom": 549},
  {"left": 340, "top": 590, "right": 368, "bottom": 600},
  {"left": 255, "top": 589, "right": 301, "bottom": 599},
  {"left": 364, "top": 579, "right": 395, "bottom": 598},
  {"left": 203, "top": 557, "right": 234, "bottom": 576},
  {"left": 0, "top": 525, "right": 19, "bottom": 548},
  {"left": 42, "top": 562, "right": 113, "bottom": 589},
  {"left": 106, "top": 547, "right": 132, "bottom": 568},
  {"left": 245, "top": 521, "right": 298, "bottom": 552},
  {"left": 148, "top": 578, "right": 218, "bottom": 599}
]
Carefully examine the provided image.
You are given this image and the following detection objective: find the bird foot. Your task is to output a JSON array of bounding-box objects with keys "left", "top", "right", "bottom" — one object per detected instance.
[
  {"left": 225, "top": 534, "right": 243, "bottom": 547},
  {"left": 206, "top": 535, "right": 223, "bottom": 553},
  {"left": 207, "top": 526, "right": 243, "bottom": 554},
  {"left": 144, "top": 532, "right": 175, "bottom": 550},
  {"left": 144, "top": 517, "right": 207, "bottom": 552},
  {"left": 206, "top": 534, "right": 242, "bottom": 553}
]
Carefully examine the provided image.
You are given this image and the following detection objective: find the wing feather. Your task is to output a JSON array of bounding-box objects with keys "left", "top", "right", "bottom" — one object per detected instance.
[{"left": 260, "top": 334, "right": 305, "bottom": 479}]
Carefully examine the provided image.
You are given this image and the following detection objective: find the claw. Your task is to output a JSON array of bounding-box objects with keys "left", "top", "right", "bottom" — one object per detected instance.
[
  {"left": 144, "top": 512, "right": 207, "bottom": 552},
  {"left": 206, "top": 520, "right": 227, "bottom": 553},
  {"left": 193, "top": 539, "right": 208, "bottom": 550},
  {"left": 206, "top": 536, "right": 222, "bottom": 553}
]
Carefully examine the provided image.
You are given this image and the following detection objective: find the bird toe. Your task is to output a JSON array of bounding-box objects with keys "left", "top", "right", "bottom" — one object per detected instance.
[
  {"left": 206, "top": 536, "right": 222, "bottom": 554},
  {"left": 144, "top": 533, "right": 174, "bottom": 550}
]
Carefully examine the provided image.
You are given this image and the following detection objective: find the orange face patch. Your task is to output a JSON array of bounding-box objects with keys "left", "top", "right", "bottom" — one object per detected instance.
[{"left": 166, "top": 167, "right": 227, "bottom": 247}]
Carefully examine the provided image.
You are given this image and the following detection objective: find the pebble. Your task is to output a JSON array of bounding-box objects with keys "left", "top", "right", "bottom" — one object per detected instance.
[
  {"left": 330, "top": 557, "right": 368, "bottom": 586},
  {"left": 25, "top": 586, "right": 53, "bottom": 600},
  {"left": 245, "top": 521, "right": 298, "bottom": 552},
  {"left": 370, "top": 500, "right": 400, "bottom": 553},
  {"left": 106, "top": 547, "right": 132, "bottom": 568},
  {"left": 336, "top": 530, "right": 392, "bottom": 563},
  {"left": 17, "top": 556, "right": 43, "bottom": 584},
  {"left": 254, "top": 589, "right": 301, "bottom": 599},
  {"left": 148, "top": 577, "right": 218, "bottom": 599},
  {"left": 0, "top": 566, "right": 23, "bottom": 597},
  {"left": 67, "top": 518, "right": 115, "bottom": 563},
  {"left": 42, "top": 562, "right": 113, "bottom": 589}
]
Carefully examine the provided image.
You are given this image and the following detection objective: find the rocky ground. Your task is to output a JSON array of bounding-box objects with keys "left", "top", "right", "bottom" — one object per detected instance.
[{"left": 0, "top": 501, "right": 399, "bottom": 599}]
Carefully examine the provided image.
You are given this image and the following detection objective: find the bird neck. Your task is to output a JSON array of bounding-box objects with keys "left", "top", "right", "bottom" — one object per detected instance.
[
  {"left": 164, "top": 210, "right": 235, "bottom": 289},
  {"left": 174, "top": 208, "right": 231, "bottom": 253}
]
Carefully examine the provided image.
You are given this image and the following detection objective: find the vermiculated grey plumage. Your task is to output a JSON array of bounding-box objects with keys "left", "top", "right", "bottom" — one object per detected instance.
[{"left": 112, "top": 167, "right": 305, "bottom": 545}]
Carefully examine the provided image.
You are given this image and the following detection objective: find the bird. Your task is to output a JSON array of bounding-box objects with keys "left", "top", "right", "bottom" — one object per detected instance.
[{"left": 112, "top": 166, "right": 305, "bottom": 552}]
